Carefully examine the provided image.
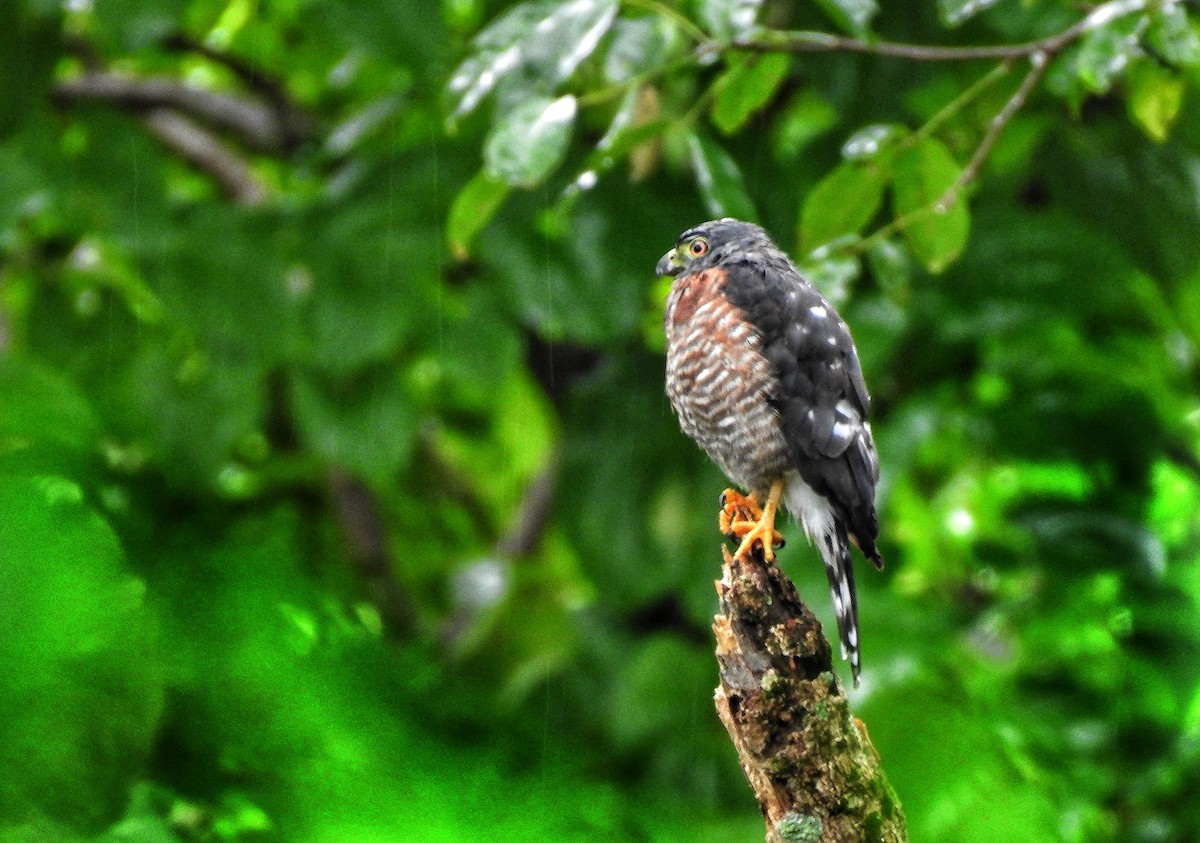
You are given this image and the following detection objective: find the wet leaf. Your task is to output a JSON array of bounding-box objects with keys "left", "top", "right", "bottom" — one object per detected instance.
[
  {"left": 893, "top": 137, "right": 970, "bottom": 273},
  {"left": 687, "top": 132, "right": 757, "bottom": 221},
  {"left": 563, "top": 87, "right": 669, "bottom": 201},
  {"left": 842, "top": 123, "right": 909, "bottom": 161},
  {"left": 484, "top": 95, "right": 577, "bottom": 187},
  {"left": 1075, "top": 22, "right": 1140, "bottom": 95},
  {"left": 799, "top": 159, "right": 888, "bottom": 251},
  {"left": 711, "top": 53, "right": 790, "bottom": 135},
  {"left": 937, "top": 0, "right": 1000, "bottom": 27},
  {"left": 447, "top": 0, "right": 617, "bottom": 118},
  {"left": 448, "top": 171, "right": 511, "bottom": 260},
  {"left": 699, "top": 0, "right": 764, "bottom": 44},
  {"left": 813, "top": 0, "right": 879, "bottom": 36},
  {"left": 604, "top": 17, "right": 673, "bottom": 84},
  {"left": 1146, "top": 4, "right": 1200, "bottom": 68}
]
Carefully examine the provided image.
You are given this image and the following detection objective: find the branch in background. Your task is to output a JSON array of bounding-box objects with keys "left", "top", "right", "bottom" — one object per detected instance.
[
  {"left": 495, "top": 454, "right": 559, "bottom": 558},
  {"left": 713, "top": 492, "right": 905, "bottom": 843},
  {"left": 141, "top": 108, "right": 267, "bottom": 205},
  {"left": 328, "top": 468, "right": 416, "bottom": 639},
  {"left": 163, "top": 34, "right": 290, "bottom": 107},
  {"left": 53, "top": 70, "right": 311, "bottom": 153},
  {"left": 161, "top": 33, "right": 315, "bottom": 149}
]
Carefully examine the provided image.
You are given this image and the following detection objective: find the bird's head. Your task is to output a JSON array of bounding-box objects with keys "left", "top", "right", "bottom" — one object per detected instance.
[{"left": 655, "top": 218, "right": 777, "bottom": 277}]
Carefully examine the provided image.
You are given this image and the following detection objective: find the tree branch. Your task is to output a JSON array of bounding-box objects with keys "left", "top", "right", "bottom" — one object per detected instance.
[
  {"left": 935, "top": 53, "right": 1050, "bottom": 212},
  {"left": 328, "top": 468, "right": 416, "bottom": 639},
  {"left": 53, "top": 70, "right": 312, "bottom": 153},
  {"left": 733, "top": 0, "right": 1162, "bottom": 62},
  {"left": 713, "top": 491, "right": 905, "bottom": 843},
  {"left": 140, "top": 108, "right": 268, "bottom": 205}
]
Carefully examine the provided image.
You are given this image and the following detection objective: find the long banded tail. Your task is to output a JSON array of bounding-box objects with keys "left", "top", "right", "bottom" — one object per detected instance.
[
  {"left": 818, "top": 521, "right": 861, "bottom": 687},
  {"left": 784, "top": 476, "right": 864, "bottom": 687}
]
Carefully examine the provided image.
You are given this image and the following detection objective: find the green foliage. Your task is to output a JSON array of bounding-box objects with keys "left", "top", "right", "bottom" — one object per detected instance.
[
  {"left": 892, "top": 138, "right": 970, "bottom": 272},
  {"left": 1, "top": 0, "right": 1200, "bottom": 840}
]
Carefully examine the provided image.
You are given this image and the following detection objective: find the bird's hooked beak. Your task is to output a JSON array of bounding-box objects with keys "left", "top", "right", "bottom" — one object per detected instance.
[{"left": 656, "top": 247, "right": 683, "bottom": 277}]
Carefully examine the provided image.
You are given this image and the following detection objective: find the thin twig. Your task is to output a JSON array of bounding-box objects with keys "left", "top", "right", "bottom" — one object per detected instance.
[
  {"left": 907, "top": 59, "right": 1015, "bottom": 148},
  {"left": 733, "top": 0, "right": 1162, "bottom": 62},
  {"left": 936, "top": 53, "right": 1051, "bottom": 211}
]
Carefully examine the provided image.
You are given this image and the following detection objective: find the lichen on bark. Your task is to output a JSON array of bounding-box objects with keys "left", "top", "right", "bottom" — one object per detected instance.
[{"left": 712, "top": 491, "right": 907, "bottom": 843}]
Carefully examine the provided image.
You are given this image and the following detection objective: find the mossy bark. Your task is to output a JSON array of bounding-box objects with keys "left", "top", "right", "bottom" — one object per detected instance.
[{"left": 713, "top": 492, "right": 906, "bottom": 843}]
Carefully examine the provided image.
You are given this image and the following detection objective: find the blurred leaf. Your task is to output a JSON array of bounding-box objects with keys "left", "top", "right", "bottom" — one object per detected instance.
[
  {"left": 799, "top": 253, "right": 860, "bottom": 305},
  {"left": 698, "top": 0, "right": 764, "bottom": 44},
  {"left": 1127, "top": 61, "right": 1185, "bottom": 142},
  {"left": 799, "top": 159, "right": 888, "bottom": 250},
  {"left": 893, "top": 137, "right": 969, "bottom": 272},
  {"left": 1146, "top": 4, "right": 1200, "bottom": 68},
  {"left": 291, "top": 365, "right": 417, "bottom": 486},
  {"left": 110, "top": 348, "right": 265, "bottom": 488},
  {"left": 0, "top": 3, "right": 60, "bottom": 139},
  {"left": 562, "top": 87, "right": 671, "bottom": 202},
  {"left": 481, "top": 203, "right": 647, "bottom": 342},
  {"left": 0, "top": 475, "right": 160, "bottom": 828},
  {"left": 813, "top": 0, "right": 879, "bottom": 36},
  {"left": 610, "top": 636, "right": 711, "bottom": 750},
  {"left": 687, "top": 132, "right": 757, "bottom": 221},
  {"left": 484, "top": 95, "right": 577, "bottom": 187},
  {"left": 1074, "top": 21, "right": 1140, "bottom": 95},
  {"left": 298, "top": 212, "right": 437, "bottom": 374},
  {"left": 90, "top": 0, "right": 188, "bottom": 49},
  {"left": 937, "top": 0, "right": 1000, "bottom": 27},
  {"left": 0, "top": 357, "right": 97, "bottom": 469},
  {"left": 771, "top": 87, "right": 838, "bottom": 160},
  {"left": 604, "top": 16, "right": 673, "bottom": 84},
  {"left": 153, "top": 209, "right": 296, "bottom": 367},
  {"left": 867, "top": 238, "right": 913, "bottom": 302},
  {"left": 711, "top": 53, "right": 790, "bottom": 135},
  {"left": 447, "top": 0, "right": 617, "bottom": 118},
  {"left": 447, "top": 170, "right": 511, "bottom": 260},
  {"left": 842, "top": 123, "right": 909, "bottom": 161}
]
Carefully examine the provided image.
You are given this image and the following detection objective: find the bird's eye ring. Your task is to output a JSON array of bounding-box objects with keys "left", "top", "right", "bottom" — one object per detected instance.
[{"left": 688, "top": 238, "right": 709, "bottom": 257}]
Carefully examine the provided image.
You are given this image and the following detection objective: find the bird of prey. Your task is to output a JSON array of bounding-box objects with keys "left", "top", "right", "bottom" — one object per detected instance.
[{"left": 657, "top": 218, "right": 883, "bottom": 685}]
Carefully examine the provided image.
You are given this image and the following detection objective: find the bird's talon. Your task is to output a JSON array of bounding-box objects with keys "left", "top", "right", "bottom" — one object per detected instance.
[{"left": 720, "top": 482, "right": 784, "bottom": 562}]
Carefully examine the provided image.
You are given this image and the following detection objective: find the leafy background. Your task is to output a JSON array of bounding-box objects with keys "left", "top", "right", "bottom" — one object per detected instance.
[{"left": 2, "top": 0, "right": 1200, "bottom": 840}]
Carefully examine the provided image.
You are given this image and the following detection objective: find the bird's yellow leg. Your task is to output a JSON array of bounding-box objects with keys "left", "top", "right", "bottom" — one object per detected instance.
[{"left": 728, "top": 480, "right": 785, "bottom": 562}]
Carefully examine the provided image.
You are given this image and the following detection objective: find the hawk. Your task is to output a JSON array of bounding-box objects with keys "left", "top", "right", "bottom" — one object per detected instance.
[{"left": 657, "top": 218, "right": 883, "bottom": 685}]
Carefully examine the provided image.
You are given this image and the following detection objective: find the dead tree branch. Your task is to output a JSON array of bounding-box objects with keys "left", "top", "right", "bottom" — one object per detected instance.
[{"left": 713, "top": 491, "right": 905, "bottom": 843}]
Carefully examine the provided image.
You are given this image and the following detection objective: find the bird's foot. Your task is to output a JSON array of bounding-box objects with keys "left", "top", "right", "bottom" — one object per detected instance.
[{"left": 719, "top": 488, "right": 784, "bottom": 562}]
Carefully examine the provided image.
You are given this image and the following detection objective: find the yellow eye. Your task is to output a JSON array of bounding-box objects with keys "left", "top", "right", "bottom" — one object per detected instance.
[{"left": 688, "top": 238, "right": 709, "bottom": 257}]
